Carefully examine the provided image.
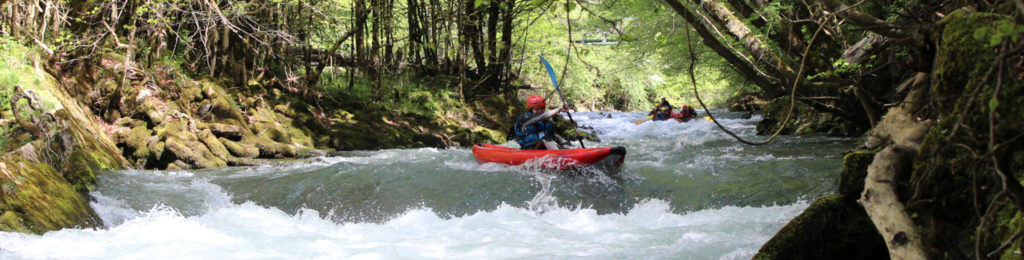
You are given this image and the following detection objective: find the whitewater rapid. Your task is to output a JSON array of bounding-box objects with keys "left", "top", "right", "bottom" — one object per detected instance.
[{"left": 0, "top": 110, "right": 852, "bottom": 259}]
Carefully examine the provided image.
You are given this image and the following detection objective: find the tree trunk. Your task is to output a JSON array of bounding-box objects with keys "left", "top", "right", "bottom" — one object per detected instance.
[{"left": 662, "top": 0, "right": 782, "bottom": 97}]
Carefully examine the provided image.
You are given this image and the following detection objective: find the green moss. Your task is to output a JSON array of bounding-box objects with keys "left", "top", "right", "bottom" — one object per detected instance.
[
  {"left": 754, "top": 194, "right": 888, "bottom": 259},
  {"left": 902, "top": 10, "right": 1024, "bottom": 258},
  {"left": 242, "top": 135, "right": 297, "bottom": 158},
  {"left": 0, "top": 154, "right": 101, "bottom": 234},
  {"left": 838, "top": 149, "right": 879, "bottom": 199},
  {"left": 0, "top": 210, "right": 28, "bottom": 233},
  {"left": 220, "top": 137, "right": 259, "bottom": 158},
  {"left": 198, "top": 129, "right": 230, "bottom": 161},
  {"left": 124, "top": 124, "right": 154, "bottom": 160}
]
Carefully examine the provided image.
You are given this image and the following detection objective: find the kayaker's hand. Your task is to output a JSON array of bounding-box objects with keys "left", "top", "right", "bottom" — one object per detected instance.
[{"left": 559, "top": 105, "right": 570, "bottom": 113}]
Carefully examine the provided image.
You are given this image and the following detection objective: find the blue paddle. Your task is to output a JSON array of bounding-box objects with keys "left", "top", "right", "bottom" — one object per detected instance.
[{"left": 539, "top": 55, "right": 585, "bottom": 148}]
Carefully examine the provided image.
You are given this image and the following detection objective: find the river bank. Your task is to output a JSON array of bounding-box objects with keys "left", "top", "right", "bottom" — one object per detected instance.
[
  {"left": 753, "top": 10, "right": 1024, "bottom": 259},
  {"left": 0, "top": 34, "right": 512, "bottom": 233}
]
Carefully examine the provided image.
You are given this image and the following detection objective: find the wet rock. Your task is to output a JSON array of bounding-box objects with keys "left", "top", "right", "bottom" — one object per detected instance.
[{"left": 754, "top": 194, "right": 888, "bottom": 259}]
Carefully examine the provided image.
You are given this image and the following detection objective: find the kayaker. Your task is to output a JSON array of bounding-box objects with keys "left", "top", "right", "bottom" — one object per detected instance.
[
  {"left": 513, "top": 94, "right": 571, "bottom": 150},
  {"left": 648, "top": 97, "right": 673, "bottom": 121},
  {"left": 674, "top": 104, "right": 698, "bottom": 122}
]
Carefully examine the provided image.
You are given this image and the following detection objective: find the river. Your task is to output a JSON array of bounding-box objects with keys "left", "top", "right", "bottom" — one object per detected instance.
[{"left": 0, "top": 110, "right": 855, "bottom": 259}]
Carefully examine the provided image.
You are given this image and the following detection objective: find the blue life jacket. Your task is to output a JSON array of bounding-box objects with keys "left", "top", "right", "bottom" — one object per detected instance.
[
  {"left": 514, "top": 111, "right": 555, "bottom": 149},
  {"left": 653, "top": 112, "right": 672, "bottom": 121}
]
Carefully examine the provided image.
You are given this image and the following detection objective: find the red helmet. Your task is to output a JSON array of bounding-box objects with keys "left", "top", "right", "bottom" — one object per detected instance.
[{"left": 526, "top": 94, "right": 546, "bottom": 109}]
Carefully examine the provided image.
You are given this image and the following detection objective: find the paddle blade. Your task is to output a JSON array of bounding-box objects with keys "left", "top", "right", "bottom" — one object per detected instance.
[
  {"left": 538, "top": 55, "right": 559, "bottom": 89},
  {"left": 704, "top": 116, "right": 715, "bottom": 122}
]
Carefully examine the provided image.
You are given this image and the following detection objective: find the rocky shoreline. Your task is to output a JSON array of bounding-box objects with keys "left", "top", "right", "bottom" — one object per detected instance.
[{"left": 1, "top": 42, "right": 509, "bottom": 233}]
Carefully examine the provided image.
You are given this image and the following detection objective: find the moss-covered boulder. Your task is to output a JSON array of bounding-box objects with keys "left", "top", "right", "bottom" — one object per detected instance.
[
  {"left": 754, "top": 194, "right": 888, "bottom": 259},
  {"left": 220, "top": 137, "right": 259, "bottom": 159},
  {"left": 0, "top": 154, "right": 102, "bottom": 234},
  {"left": 900, "top": 10, "right": 1024, "bottom": 258},
  {"left": 204, "top": 122, "right": 244, "bottom": 140},
  {"left": 754, "top": 146, "right": 889, "bottom": 259},
  {"left": 757, "top": 9, "right": 1024, "bottom": 259}
]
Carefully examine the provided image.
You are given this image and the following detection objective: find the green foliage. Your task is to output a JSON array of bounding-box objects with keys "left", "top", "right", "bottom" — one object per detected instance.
[
  {"left": 0, "top": 36, "right": 64, "bottom": 151},
  {"left": 512, "top": 0, "right": 752, "bottom": 111},
  {"left": 972, "top": 19, "right": 1023, "bottom": 47}
]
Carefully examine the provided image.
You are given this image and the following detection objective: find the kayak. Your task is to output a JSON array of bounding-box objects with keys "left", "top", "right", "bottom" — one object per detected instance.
[{"left": 472, "top": 144, "right": 626, "bottom": 170}]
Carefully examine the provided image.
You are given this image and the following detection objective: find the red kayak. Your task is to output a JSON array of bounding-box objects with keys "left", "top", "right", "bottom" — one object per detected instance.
[{"left": 472, "top": 144, "right": 626, "bottom": 170}]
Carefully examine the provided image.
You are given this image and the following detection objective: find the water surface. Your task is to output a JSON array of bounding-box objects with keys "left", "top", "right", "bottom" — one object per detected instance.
[{"left": 0, "top": 110, "right": 855, "bottom": 259}]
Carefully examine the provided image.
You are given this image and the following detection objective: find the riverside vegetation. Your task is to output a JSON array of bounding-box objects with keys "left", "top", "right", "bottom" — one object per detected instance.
[{"left": 1, "top": 0, "right": 1023, "bottom": 258}]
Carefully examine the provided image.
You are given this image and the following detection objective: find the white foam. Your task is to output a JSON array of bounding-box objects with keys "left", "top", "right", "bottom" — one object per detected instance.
[{"left": 0, "top": 200, "right": 808, "bottom": 259}]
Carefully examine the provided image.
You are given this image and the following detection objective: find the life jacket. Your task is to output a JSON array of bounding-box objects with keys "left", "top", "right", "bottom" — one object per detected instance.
[
  {"left": 513, "top": 111, "right": 555, "bottom": 149},
  {"left": 653, "top": 111, "right": 672, "bottom": 121},
  {"left": 678, "top": 106, "right": 692, "bottom": 118}
]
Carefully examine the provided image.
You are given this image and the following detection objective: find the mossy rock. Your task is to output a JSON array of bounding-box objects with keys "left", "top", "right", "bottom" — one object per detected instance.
[
  {"left": 198, "top": 129, "right": 230, "bottom": 161},
  {"left": 249, "top": 108, "right": 294, "bottom": 145},
  {"left": 242, "top": 135, "right": 297, "bottom": 158},
  {"left": 182, "top": 87, "right": 203, "bottom": 102},
  {"left": 220, "top": 137, "right": 259, "bottom": 159},
  {"left": 138, "top": 99, "right": 165, "bottom": 126},
  {"left": 203, "top": 122, "right": 245, "bottom": 140},
  {"left": 122, "top": 124, "right": 154, "bottom": 161},
  {"left": 903, "top": 10, "right": 1024, "bottom": 259},
  {"left": 161, "top": 137, "right": 226, "bottom": 169},
  {"left": 552, "top": 115, "right": 598, "bottom": 142},
  {"left": 0, "top": 154, "right": 102, "bottom": 234},
  {"left": 754, "top": 194, "right": 888, "bottom": 259},
  {"left": 838, "top": 149, "right": 879, "bottom": 199},
  {"left": 153, "top": 119, "right": 226, "bottom": 169}
]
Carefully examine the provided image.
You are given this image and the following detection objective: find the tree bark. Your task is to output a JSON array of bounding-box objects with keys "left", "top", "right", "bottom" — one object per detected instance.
[{"left": 858, "top": 85, "right": 935, "bottom": 259}]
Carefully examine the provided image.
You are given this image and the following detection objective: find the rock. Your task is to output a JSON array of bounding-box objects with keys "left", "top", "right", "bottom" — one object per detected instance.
[
  {"left": 123, "top": 124, "right": 154, "bottom": 160},
  {"left": 220, "top": 137, "right": 259, "bottom": 159},
  {"left": 0, "top": 154, "right": 102, "bottom": 234},
  {"left": 198, "top": 129, "right": 230, "bottom": 161},
  {"left": 246, "top": 135, "right": 296, "bottom": 158},
  {"left": 753, "top": 194, "right": 888, "bottom": 259},
  {"left": 162, "top": 137, "right": 225, "bottom": 169},
  {"left": 204, "top": 123, "right": 244, "bottom": 140}
]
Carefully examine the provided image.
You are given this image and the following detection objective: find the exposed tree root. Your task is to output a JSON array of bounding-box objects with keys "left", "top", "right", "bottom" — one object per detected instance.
[{"left": 858, "top": 77, "right": 935, "bottom": 259}]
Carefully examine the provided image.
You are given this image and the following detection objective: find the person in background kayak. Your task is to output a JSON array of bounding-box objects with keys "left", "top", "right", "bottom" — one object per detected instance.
[
  {"left": 513, "top": 94, "right": 571, "bottom": 150},
  {"left": 648, "top": 97, "right": 674, "bottom": 121},
  {"left": 674, "top": 104, "right": 699, "bottom": 122}
]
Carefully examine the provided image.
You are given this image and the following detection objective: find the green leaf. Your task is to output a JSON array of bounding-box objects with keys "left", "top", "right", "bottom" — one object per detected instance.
[
  {"left": 988, "top": 98, "right": 998, "bottom": 111},
  {"left": 566, "top": 1, "right": 575, "bottom": 12},
  {"left": 990, "top": 35, "right": 1002, "bottom": 46}
]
